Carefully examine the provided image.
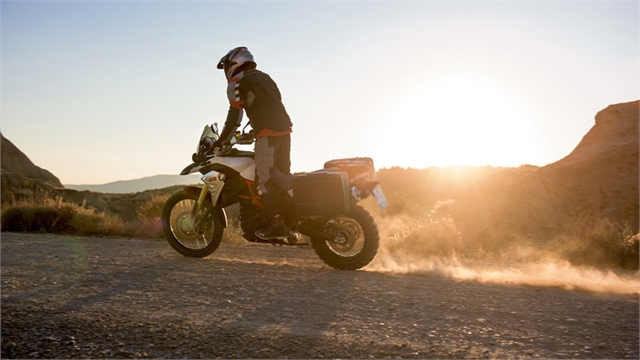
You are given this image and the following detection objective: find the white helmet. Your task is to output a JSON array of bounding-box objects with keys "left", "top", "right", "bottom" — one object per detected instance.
[{"left": 216, "top": 46, "right": 256, "bottom": 80}]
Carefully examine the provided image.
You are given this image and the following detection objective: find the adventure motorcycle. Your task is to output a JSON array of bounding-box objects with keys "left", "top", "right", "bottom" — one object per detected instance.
[{"left": 161, "top": 124, "right": 388, "bottom": 270}]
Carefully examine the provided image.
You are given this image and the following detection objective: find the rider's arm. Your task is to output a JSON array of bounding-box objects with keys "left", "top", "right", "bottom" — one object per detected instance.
[
  {"left": 217, "top": 106, "right": 243, "bottom": 145},
  {"left": 215, "top": 80, "right": 245, "bottom": 147}
]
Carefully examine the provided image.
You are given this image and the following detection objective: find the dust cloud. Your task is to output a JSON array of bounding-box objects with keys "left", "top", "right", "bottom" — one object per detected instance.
[
  {"left": 368, "top": 201, "right": 640, "bottom": 295},
  {"left": 369, "top": 255, "right": 639, "bottom": 295}
]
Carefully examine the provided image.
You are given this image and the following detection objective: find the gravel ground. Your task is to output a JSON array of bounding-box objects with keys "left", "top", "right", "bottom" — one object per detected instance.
[{"left": 1, "top": 232, "right": 638, "bottom": 359}]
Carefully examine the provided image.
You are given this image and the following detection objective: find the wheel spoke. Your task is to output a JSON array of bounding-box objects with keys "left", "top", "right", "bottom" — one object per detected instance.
[
  {"left": 161, "top": 189, "right": 224, "bottom": 258},
  {"left": 310, "top": 204, "right": 380, "bottom": 270},
  {"left": 169, "top": 199, "right": 214, "bottom": 250},
  {"left": 324, "top": 215, "right": 365, "bottom": 257}
]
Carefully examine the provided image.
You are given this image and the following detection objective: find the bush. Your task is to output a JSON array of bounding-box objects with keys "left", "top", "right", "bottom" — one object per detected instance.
[
  {"left": 0, "top": 194, "right": 247, "bottom": 242},
  {"left": 69, "top": 208, "right": 125, "bottom": 237},
  {"left": 129, "top": 195, "right": 168, "bottom": 239},
  {"left": 551, "top": 217, "right": 639, "bottom": 270},
  {"left": 1, "top": 197, "right": 126, "bottom": 237},
  {"left": 1, "top": 203, "right": 75, "bottom": 233}
]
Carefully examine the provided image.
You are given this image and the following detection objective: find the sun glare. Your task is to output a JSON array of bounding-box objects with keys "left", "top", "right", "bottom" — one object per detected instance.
[{"left": 381, "top": 75, "right": 537, "bottom": 169}]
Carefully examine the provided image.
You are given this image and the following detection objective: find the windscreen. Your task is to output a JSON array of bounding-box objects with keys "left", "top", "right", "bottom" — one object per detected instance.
[{"left": 196, "top": 124, "right": 220, "bottom": 153}]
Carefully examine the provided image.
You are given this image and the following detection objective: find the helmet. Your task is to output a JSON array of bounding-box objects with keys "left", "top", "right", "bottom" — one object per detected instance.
[{"left": 216, "top": 46, "right": 256, "bottom": 80}]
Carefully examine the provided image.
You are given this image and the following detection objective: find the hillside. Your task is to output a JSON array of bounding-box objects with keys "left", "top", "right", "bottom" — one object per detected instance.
[
  {"left": 1, "top": 134, "right": 63, "bottom": 188},
  {"left": 462, "top": 101, "right": 639, "bottom": 239},
  {"left": 504, "top": 100, "right": 638, "bottom": 237},
  {"left": 540, "top": 100, "right": 639, "bottom": 230},
  {"left": 374, "top": 100, "right": 639, "bottom": 247}
]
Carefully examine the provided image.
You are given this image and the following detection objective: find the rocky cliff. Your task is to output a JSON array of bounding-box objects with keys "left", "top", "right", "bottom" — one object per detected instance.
[
  {"left": 539, "top": 100, "right": 639, "bottom": 232},
  {"left": 460, "top": 100, "right": 639, "bottom": 241},
  {"left": 1, "top": 134, "right": 63, "bottom": 187},
  {"left": 1, "top": 134, "right": 64, "bottom": 204}
]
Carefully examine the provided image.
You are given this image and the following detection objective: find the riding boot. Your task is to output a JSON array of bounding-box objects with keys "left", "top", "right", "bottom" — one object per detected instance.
[{"left": 255, "top": 215, "right": 289, "bottom": 240}]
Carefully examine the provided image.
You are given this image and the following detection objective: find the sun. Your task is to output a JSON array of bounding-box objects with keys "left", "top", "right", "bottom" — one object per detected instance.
[{"left": 380, "top": 75, "right": 537, "bottom": 169}]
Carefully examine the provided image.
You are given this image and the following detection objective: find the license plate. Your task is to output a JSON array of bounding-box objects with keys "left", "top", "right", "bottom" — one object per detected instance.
[{"left": 372, "top": 186, "right": 389, "bottom": 211}]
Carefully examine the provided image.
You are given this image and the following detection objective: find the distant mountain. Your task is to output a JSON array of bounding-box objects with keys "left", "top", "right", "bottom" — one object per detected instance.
[{"left": 65, "top": 174, "right": 202, "bottom": 194}]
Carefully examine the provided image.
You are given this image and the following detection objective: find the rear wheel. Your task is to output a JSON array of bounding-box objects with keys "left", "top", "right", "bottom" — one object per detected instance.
[
  {"left": 310, "top": 204, "right": 379, "bottom": 270},
  {"left": 161, "top": 188, "right": 223, "bottom": 257}
]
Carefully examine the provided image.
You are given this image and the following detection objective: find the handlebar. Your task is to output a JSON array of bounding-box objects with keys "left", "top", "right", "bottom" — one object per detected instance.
[
  {"left": 208, "top": 130, "right": 254, "bottom": 157},
  {"left": 235, "top": 130, "right": 255, "bottom": 145},
  {"left": 192, "top": 123, "right": 254, "bottom": 162}
]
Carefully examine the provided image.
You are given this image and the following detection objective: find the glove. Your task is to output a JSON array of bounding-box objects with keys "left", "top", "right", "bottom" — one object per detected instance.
[
  {"left": 212, "top": 140, "right": 232, "bottom": 156},
  {"left": 212, "top": 140, "right": 224, "bottom": 151}
]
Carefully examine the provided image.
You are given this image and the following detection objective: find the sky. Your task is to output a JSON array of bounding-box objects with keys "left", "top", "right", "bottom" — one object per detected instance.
[{"left": 1, "top": 0, "right": 638, "bottom": 185}]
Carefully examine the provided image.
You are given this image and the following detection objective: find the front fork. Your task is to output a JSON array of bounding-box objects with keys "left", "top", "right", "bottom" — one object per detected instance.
[{"left": 190, "top": 184, "right": 211, "bottom": 228}]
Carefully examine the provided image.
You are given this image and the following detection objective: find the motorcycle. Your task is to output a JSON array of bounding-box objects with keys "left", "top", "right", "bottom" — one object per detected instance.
[{"left": 161, "top": 123, "right": 389, "bottom": 270}]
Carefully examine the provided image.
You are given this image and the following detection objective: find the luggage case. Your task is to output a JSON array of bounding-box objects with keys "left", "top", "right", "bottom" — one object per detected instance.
[
  {"left": 323, "top": 157, "right": 375, "bottom": 184},
  {"left": 292, "top": 171, "right": 350, "bottom": 216}
]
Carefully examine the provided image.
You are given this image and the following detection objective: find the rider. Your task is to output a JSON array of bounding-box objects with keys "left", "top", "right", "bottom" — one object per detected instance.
[{"left": 213, "top": 46, "right": 293, "bottom": 240}]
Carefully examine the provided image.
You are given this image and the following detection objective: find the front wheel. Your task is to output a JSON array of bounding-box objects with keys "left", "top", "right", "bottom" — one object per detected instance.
[
  {"left": 161, "top": 188, "right": 224, "bottom": 257},
  {"left": 310, "top": 204, "right": 379, "bottom": 270}
]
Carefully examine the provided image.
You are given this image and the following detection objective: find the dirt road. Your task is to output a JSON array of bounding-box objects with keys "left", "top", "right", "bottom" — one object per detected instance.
[{"left": 1, "top": 232, "right": 638, "bottom": 359}]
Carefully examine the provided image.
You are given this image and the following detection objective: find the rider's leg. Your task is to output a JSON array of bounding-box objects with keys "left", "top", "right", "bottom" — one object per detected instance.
[{"left": 254, "top": 135, "right": 290, "bottom": 240}]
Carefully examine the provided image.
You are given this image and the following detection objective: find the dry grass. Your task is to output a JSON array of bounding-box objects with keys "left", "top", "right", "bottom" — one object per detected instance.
[
  {"left": 1, "top": 196, "right": 160, "bottom": 238},
  {"left": 0, "top": 194, "right": 249, "bottom": 244},
  {"left": 2, "top": 197, "right": 120, "bottom": 236},
  {"left": 127, "top": 195, "right": 167, "bottom": 239},
  {"left": 365, "top": 193, "right": 639, "bottom": 271},
  {"left": 548, "top": 217, "right": 639, "bottom": 270}
]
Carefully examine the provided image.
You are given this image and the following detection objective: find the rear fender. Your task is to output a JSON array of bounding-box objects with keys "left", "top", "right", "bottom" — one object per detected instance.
[
  {"left": 351, "top": 179, "right": 381, "bottom": 201},
  {"left": 353, "top": 179, "right": 381, "bottom": 191}
]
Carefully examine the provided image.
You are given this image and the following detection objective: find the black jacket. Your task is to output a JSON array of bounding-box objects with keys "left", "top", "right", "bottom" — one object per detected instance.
[{"left": 221, "top": 69, "right": 292, "bottom": 142}]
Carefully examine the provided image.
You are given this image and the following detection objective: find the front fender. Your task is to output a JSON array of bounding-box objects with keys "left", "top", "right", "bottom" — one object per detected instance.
[
  {"left": 181, "top": 186, "right": 228, "bottom": 228},
  {"left": 216, "top": 206, "right": 228, "bottom": 228}
]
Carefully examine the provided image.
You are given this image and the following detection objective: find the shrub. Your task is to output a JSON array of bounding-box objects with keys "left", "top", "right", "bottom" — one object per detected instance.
[
  {"left": 69, "top": 208, "right": 125, "bottom": 237},
  {"left": 129, "top": 195, "right": 169, "bottom": 239},
  {"left": 382, "top": 200, "right": 462, "bottom": 258},
  {"left": 1, "top": 203, "right": 75, "bottom": 233},
  {"left": 0, "top": 194, "right": 252, "bottom": 241},
  {"left": 551, "top": 217, "right": 639, "bottom": 270},
  {"left": 1, "top": 197, "right": 126, "bottom": 237}
]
